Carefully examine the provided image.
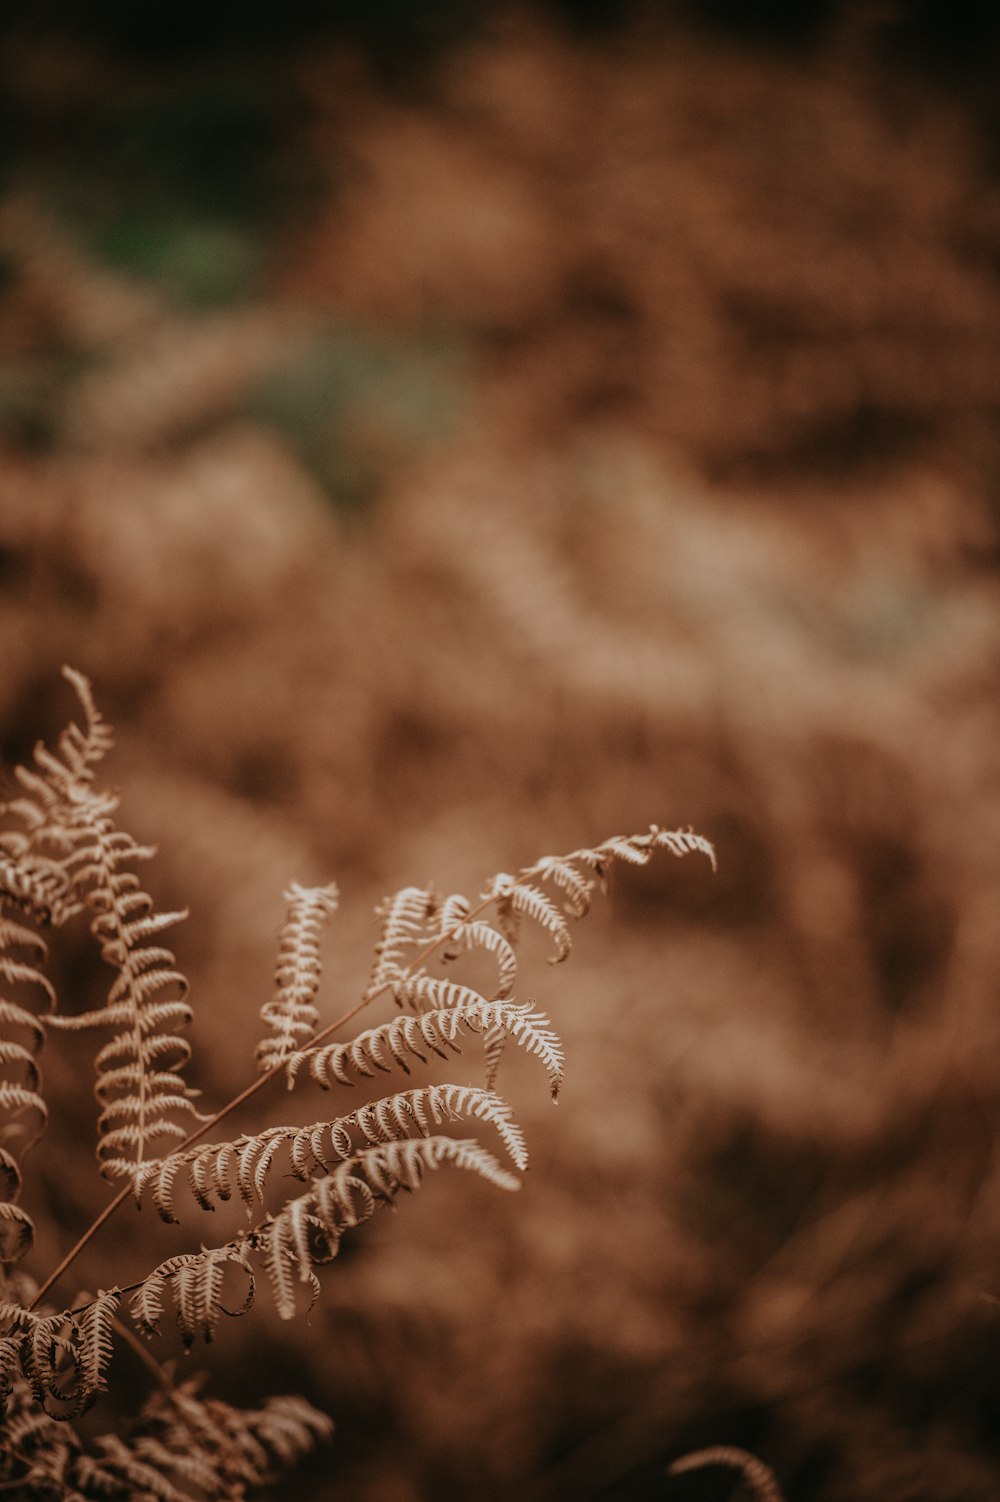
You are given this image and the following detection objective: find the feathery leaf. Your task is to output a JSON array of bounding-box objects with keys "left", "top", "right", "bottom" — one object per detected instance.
[
  {"left": 0, "top": 912, "right": 53, "bottom": 1270},
  {"left": 257, "top": 882, "right": 339, "bottom": 1074},
  {"left": 133, "top": 1082, "right": 528, "bottom": 1222},
  {"left": 365, "top": 886, "right": 438, "bottom": 999},
  {"left": 289, "top": 994, "right": 565, "bottom": 1099},
  {"left": 4, "top": 673, "right": 201, "bottom": 1182}
]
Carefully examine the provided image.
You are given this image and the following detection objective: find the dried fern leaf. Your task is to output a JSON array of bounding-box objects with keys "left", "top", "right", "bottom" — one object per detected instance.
[
  {"left": 131, "top": 1232, "right": 304, "bottom": 1337},
  {"left": 0, "top": 858, "right": 76, "bottom": 928},
  {"left": 649, "top": 824, "right": 717, "bottom": 867},
  {"left": 490, "top": 877, "right": 571, "bottom": 963},
  {"left": 79, "top": 1439, "right": 193, "bottom": 1502},
  {"left": 337, "top": 1084, "right": 528, "bottom": 1171},
  {"left": 0, "top": 1369, "right": 84, "bottom": 1492},
  {"left": 477, "top": 823, "right": 715, "bottom": 969},
  {"left": 107, "top": 1437, "right": 225, "bottom": 1500},
  {"left": 364, "top": 885, "right": 438, "bottom": 999},
  {"left": 343, "top": 1134, "right": 521, "bottom": 1197},
  {"left": 134, "top": 1131, "right": 288, "bottom": 1221},
  {"left": 131, "top": 1247, "right": 254, "bottom": 1344},
  {"left": 288, "top": 1004, "right": 462, "bottom": 1086},
  {"left": 0, "top": 1358, "right": 330, "bottom": 1498},
  {"left": 0, "top": 1330, "right": 22, "bottom": 1414},
  {"left": 0, "top": 914, "right": 54, "bottom": 1269},
  {"left": 72, "top": 1291, "right": 119, "bottom": 1405},
  {"left": 0, "top": 667, "right": 112, "bottom": 857},
  {"left": 129, "top": 1256, "right": 184, "bottom": 1340},
  {"left": 0, "top": 1202, "right": 35, "bottom": 1269},
  {"left": 174, "top": 1246, "right": 254, "bottom": 1348},
  {"left": 392, "top": 972, "right": 488, "bottom": 1015},
  {"left": 44, "top": 838, "right": 195, "bottom": 1174},
  {"left": 131, "top": 1134, "right": 519, "bottom": 1333},
  {"left": 667, "top": 1445, "right": 784, "bottom": 1501},
  {"left": 450, "top": 919, "right": 518, "bottom": 997},
  {"left": 5, "top": 1290, "right": 120, "bottom": 1419},
  {"left": 115, "top": 1380, "right": 333, "bottom": 1501},
  {"left": 529, "top": 855, "right": 595, "bottom": 917},
  {"left": 482, "top": 1021, "right": 508, "bottom": 1093},
  {"left": 434, "top": 893, "right": 471, "bottom": 958},
  {"left": 260, "top": 1136, "right": 519, "bottom": 1318},
  {"left": 288, "top": 994, "right": 565, "bottom": 1098},
  {"left": 256, "top": 882, "right": 339, "bottom": 1074},
  {"left": 0, "top": 670, "right": 109, "bottom": 933},
  {"left": 357, "top": 826, "right": 712, "bottom": 1023},
  {"left": 134, "top": 1082, "right": 527, "bottom": 1221},
  {"left": 234, "top": 1391, "right": 333, "bottom": 1470},
  {"left": 1, "top": 672, "right": 200, "bottom": 1183}
]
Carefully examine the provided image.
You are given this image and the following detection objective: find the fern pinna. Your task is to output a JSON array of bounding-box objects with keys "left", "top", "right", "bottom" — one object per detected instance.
[{"left": 0, "top": 669, "right": 714, "bottom": 1499}]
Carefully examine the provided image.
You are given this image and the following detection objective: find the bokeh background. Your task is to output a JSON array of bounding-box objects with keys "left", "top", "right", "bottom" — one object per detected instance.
[{"left": 3, "top": 2, "right": 1000, "bottom": 1497}]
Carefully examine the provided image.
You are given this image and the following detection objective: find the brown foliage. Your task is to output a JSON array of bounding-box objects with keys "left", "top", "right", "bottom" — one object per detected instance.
[{"left": 2, "top": 7, "right": 1000, "bottom": 1500}]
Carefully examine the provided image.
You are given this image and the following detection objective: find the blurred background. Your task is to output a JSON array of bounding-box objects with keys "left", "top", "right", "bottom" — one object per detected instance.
[{"left": 3, "top": 2, "right": 1000, "bottom": 1497}]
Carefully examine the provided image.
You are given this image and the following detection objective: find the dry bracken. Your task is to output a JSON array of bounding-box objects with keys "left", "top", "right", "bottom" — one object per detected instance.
[{"left": 0, "top": 671, "right": 720, "bottom": 1499}]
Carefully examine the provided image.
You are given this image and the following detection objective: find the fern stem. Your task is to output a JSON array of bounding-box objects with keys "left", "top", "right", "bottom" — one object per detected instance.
[{"left": 28, "top": 895, "right": 496, "bottom": 1311}]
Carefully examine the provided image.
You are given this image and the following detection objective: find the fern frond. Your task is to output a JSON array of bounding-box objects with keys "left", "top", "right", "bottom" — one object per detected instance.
[
  {"left": 337, "top": 1084, "right": 528, "bottom": 1170},
  {"left": 364, "top": 885, "right": 438, "bottom": 999},
  {"left": 342, "top": 1134, "right": 521, "bottom": 1197},
  {"left": 256, "top": 882, "right": 339, "bottom": 1074},
  {"left": 74, "top": 1292, "right": 118, "bottom": 1404},
  {"left": 131, "top": 1134, "right": 519, "bottom": 1333},
  {"left": 116, "top": 1380, "right": 332, "bottom": 1500},
  {"left": 127, "top": 1381, "right": 332, "bottom": 1498},
  {"left": 530, "top": 855, "right": 595, "bottom": 916},
  {"left": 489, "top": 876, "right": 571, "bottom": 963},
  {"left": 173, "top": 1245, "right": 255, "bottom": 1348},
  {"left": 0, "top": 1368, "right": 83, "bottom": 1491},
  {"left": 450, "top": 919, "right": 518, "bottom": 996},
  {"left": 0, "top": 1361, "right": 331, "bottom": 1498},
  {"left": 289, "top": 1003, "right": 462, "bottom": 1086},
  {"left": 134, "top": 1082, "right": 527, "bottom": 1221},
  {"left": 288, "top": 995, "right": 565, "bottom": 1098},
  {"left": 5, "top": 1290, "right": 120, "bottom": 1418},
  {"left": 0, "top": 672, "right": 200, "bottom": 1183},
  {"left": 44, "top": 817, "right": 197, "bottom": 1179},
  {"left": 482, "top": 1021, "right": 508, "bottom": 1094},
  {"left": 0, "top": 670, "right": 717, "bottom": 1493},
  {"left": 259, "top": 1136, "right": 519, "bottom": 1318},
  {"left": 132, "top": 1231, "right": 305, "bottom": 1336},
  {"left": 394, "top": 973, "right": 493, "bottom": 1015},
  {"left": 358, "top": 826, "right": 712, "bottom": 1015},
  {"left": 0, "top": 667, "right": 112, "bottom": 856},
  {"left": 434, "top": 894, "right": 471, "bottom": 958},
  {"left": 0, "top": 1201, "right": 36, "bottom": 1270},
  {"left": 235, "top": 1391, "right": 334, "bottom": 1470},
  {"left": 667, "top": 1446, "right": 784, "bottom": 1501},
  {"left": 0, "top": 913, "right": 54, "bottom": 1269},
  {"left": 478, "top": 823, "right": 716, "bottom": 968},
  {"left": 131, "top": 1247, "right": 254, "bottom": 1344},
  {"left": 134, "top": 1132, "right": 287, "bottom": 1222},
  {"left": 0, "top": 1330, "right": 21, "bottom": 1412},
  {"left": 128, "top": 1255, "right": 185, "bottom": 1339},
  {"left": 649, "top": 824, "right": 718, "bottom": 867},
  {"left": 561, "top": 824, "right": 717, "bottom": 877},
  {"left": 78, "top": 1439, "right": 194, "bottom": 1502},
  {"left": 0, "top": 859, "right": 77, "bottom": 928}
]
